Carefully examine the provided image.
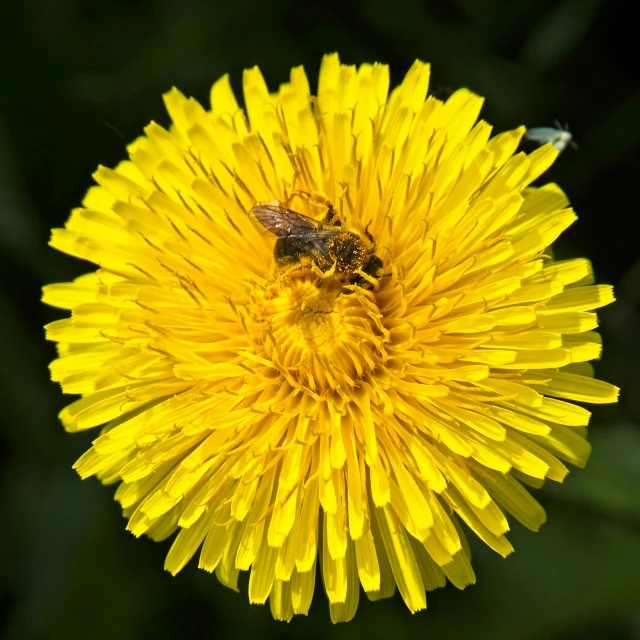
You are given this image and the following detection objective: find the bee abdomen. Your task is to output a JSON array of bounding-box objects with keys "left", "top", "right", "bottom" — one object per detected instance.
[{"left": 274, "top": 238, "right": 304, "bottom": 266}]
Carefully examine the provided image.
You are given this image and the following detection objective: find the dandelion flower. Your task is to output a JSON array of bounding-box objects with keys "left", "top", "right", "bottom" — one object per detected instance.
[{"left": 43, "top": 54, "right": 619, "bottom": 622}]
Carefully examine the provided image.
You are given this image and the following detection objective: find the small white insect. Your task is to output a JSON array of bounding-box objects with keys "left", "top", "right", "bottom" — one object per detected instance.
[{"left": 525, "top": 121, "right": 578, "bottom": 152}]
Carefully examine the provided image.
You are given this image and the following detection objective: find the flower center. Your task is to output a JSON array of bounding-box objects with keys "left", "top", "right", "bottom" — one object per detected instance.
[{"left": 249, "top": 277, "right": 387, "bottom": 393}]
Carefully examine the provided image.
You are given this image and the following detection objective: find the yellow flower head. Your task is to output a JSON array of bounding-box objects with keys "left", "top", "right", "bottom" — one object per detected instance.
[{"left": 43, "top": 54, "right": 619, "bottom": 622}]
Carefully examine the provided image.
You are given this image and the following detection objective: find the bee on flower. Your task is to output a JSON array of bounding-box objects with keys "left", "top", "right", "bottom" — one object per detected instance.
[{"left": 43, "top": 54, "right": 618, "bottom": 623}]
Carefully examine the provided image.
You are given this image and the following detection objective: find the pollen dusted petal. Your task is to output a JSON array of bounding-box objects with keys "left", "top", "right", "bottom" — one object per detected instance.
[{"left": 45, "top": 53, "right": 618, "bottom": 623}]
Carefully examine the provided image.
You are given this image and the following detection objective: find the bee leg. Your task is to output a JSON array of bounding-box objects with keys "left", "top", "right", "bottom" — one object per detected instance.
[
  {"left": 306, "top": 192, "right": 337, "bottom": 225},
  {"left": 287, "top": 189, "right": 338, "bottom": 225},
  {"left": 287, "top": 189, "right": 334, "bottom": 209},
  {"left": 274, "top": 259, "right": 316, "bottom": 284},
  {"left": 285, "top": 189, "right": 312, "bottom": 206},
  {"left": 322, "top": 204, "right": 339, "bottom": 226},
  {"left": 308, "top": 191, "right": 334, "bottom": 210}
]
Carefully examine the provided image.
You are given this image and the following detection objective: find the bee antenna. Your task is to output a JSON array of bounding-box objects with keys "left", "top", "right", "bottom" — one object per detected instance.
[
  {"left": 364, "top": 220, "right": 374, "bottom": 243},
  {"left": 553, "top": 118, "right": 562, "bottom": 130}
]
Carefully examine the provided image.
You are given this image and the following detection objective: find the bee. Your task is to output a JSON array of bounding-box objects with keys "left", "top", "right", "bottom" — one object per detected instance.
[
  {"left": 525, "top": 121, "right": 578, "bottom": 152},
  {"left": 251, "top": 200, "right": 383, "bottom": 286}
]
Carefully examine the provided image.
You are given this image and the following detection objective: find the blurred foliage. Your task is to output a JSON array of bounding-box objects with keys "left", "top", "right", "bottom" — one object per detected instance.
[{"left": 1, "top": 0, "right": 639, "bottom": 638}]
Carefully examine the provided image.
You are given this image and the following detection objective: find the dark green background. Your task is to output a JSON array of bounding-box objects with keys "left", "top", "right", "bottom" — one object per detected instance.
[{"left": 1, "top": 0, "right": 639, "bottom": 638}]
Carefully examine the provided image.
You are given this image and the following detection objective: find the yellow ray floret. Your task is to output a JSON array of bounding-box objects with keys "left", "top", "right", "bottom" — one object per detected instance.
[{"left": 43, "top": 53, "right": 618, "bottom": 623}]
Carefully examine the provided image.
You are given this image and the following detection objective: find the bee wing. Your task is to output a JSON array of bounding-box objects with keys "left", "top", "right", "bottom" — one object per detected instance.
[
  {"left": 251, "top": 202, "right": 340, "bottom": 262},
  {"left": 251, "top": 202, "right": 324, "bottom": 237},
  {"left": 286, "top": 230, "right": 339, "bottom": 262}
]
